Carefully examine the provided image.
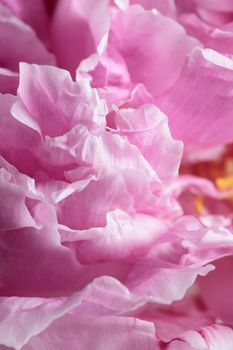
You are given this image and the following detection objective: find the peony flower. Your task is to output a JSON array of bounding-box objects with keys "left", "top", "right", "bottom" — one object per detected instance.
[{"left": 0, "top": 1, "right": 233, "bottom": 349}]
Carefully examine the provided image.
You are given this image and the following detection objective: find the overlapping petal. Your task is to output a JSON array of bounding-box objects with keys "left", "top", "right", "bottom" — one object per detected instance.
[{"left": 0, "top": 1, "right": 233, "bottom": 348}]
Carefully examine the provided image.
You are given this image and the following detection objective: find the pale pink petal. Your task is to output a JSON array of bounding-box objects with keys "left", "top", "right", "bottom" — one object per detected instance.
[
  {"left": 169, "top": 325, "right": 233, "bottom": 350},
  {"left": 55, "top": 165, "right": 158, "bottom": 231},
  {"left": 156, "top": 48, "right": 233, "bottom": 145},
  {"left": 0, "top": 165, "right": 36, "bottom": 230},
  {"left": 127, "top": 260, "right": 212, "bottom": 303},
  {"left": 60, "top": 209, "right": 166, "bottom": 262},
  {"left": 130, "top": 0, "right": 176, "bottom": 17},
  {"left": 109, "top": 5, "right": 198, "bottom": 95},
  {"left": 124, "top": 83, "right": 154, "bottom": 108},
  {"left": 125, "top": 213, "right": 233, "bottom": 302},
  {"left": 114, "top": 104, "right": 183, "bottom": 178},
  {"left": 0, "top": 277, "right": 158, "bottom": 349},
  {"left": 16, "top": 63, "right": 105, "bottom": 137},
  {"left": 113, "top": 0, "right": 129, "bottom": 10},
  {"left": 179, "top": 13, "right": 233, "bottom": 56},
  {"left": 43, "top": 124, "right": 156, "bottom": 178},
  {"left": 0, "top": 66, "right": 157, "bottom": 184},
  {"left": 0, "top": 93, "right": 43, "bottom": 177},
  {"left": 180, "top": 226, "right": 233, "bottom": 267},
  {"left": 201, "top": 325, "right": 233, "bottom": 350},
  {"left": 56, "top": 171, "right": 134, "bottom": 230}
]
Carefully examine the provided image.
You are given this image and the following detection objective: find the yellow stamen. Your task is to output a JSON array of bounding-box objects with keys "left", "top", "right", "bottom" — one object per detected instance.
[
  {"left": 195, "top": 196, "right": 205, "bottom": 215},
  {"left": 215, "top": 175, "right": 233, "bottom": 191}
]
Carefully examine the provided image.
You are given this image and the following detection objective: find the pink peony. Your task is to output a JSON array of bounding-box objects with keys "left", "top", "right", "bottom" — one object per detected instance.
[{"left": 0, "top": 0, "right": 233, "bottom": 349}]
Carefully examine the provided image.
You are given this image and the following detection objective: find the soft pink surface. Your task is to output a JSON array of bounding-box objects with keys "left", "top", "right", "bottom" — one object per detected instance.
[{"left": 0, "top": 0, "right": 233, "bottom": 349}]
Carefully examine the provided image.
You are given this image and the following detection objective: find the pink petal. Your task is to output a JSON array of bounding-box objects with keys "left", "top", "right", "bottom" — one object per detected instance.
[
  {"left": 60, "top": 209, "right": 166, "bottom": 262},
  {"left": 56, "top": 171, "right": 134, "bottom": 230},
  {"left": 169, "top": 325, "right": 233, "bottom": 350},
  {"left": 0, "top": 93, "right": 43, "bottom": 177},
  {"left": 0, "top": 163, "right": 36, "bottom": 230},
  {"left": 0, "top": 4, "right": 55, "bottom": 72},
  {"left": 51, "top": 0, "right": 110, "bottom": 76},
  {"left": 109, "top": 5, "right": 198, "bottom": 95},
  {"left": 199, "top": 256, "right": 233, "bottom": 324},
  {"left": 114, "top": 104, "right": 183, "bottom": 178},
  {"left": 22, "top": 316, "right": 157, "bottom": 350},
  {"left": 0, "top": 68, "right": 18, "bottom": 94},
  {"left": 0, "top": 277, "right": 158, "bottom": 349},
  {"left": 0, "top": 0, "right": 49, "bottom": 45},
  {"left": 194, "top": 0, "right": 233, "bottom": 12},
  {"left": 156, "top": 48, "right": 233, "bottom": 145},
  {"left": 16, "top": 63, "right": 105, "bottom": 138},
  {"left": 130, "top": 0, "right": 176, "bottom": 17},
  {"left": 126, "top": 214, "right": 233, "bottom": 302}
]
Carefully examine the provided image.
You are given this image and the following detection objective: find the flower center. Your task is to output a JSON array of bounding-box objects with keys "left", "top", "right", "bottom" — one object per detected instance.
[{"left": 182, "top": 145, "right": 233, "bottom": 215}]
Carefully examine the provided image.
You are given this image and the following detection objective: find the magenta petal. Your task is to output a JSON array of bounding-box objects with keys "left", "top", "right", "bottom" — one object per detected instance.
[
  {"left": 199, "top": 256, "right": 233, "bottom": 324},
  {"left": 0, "top": 68, "right": 18, "bottom": 94},
  {"left": 51, "top": 0, "right": 110, "bottom": 76},
  {"left": 0, "top": 4, "right": 55, "bottom": 72}
]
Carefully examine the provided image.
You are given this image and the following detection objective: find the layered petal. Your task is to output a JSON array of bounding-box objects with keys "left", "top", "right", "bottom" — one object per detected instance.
[
  {"left": 78, "top": 3, "right": 198, "bottom": 106},
  {"left": 0, "top": 157, "right": 81, "bottom": 296},
  {"left": 60, "top": 209, "right": 166, "bottom": 262},
  {"left": 125, "top": 215, "right": 233, "bottom": 302},
  {"left": 104, "top": 5, "right": 198, "bottom": 96},
  {"left": 16, "top": 63, "right": 106, "bottom": 137},
  {"left": 0, "top": 277, "right": 158, "bottom": 349},
  {"left": 168, "top": 325, "right": 233, "bottom": 350},
  {"left": 114, "top": 104, "right": 183, "bottom": 178}
]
